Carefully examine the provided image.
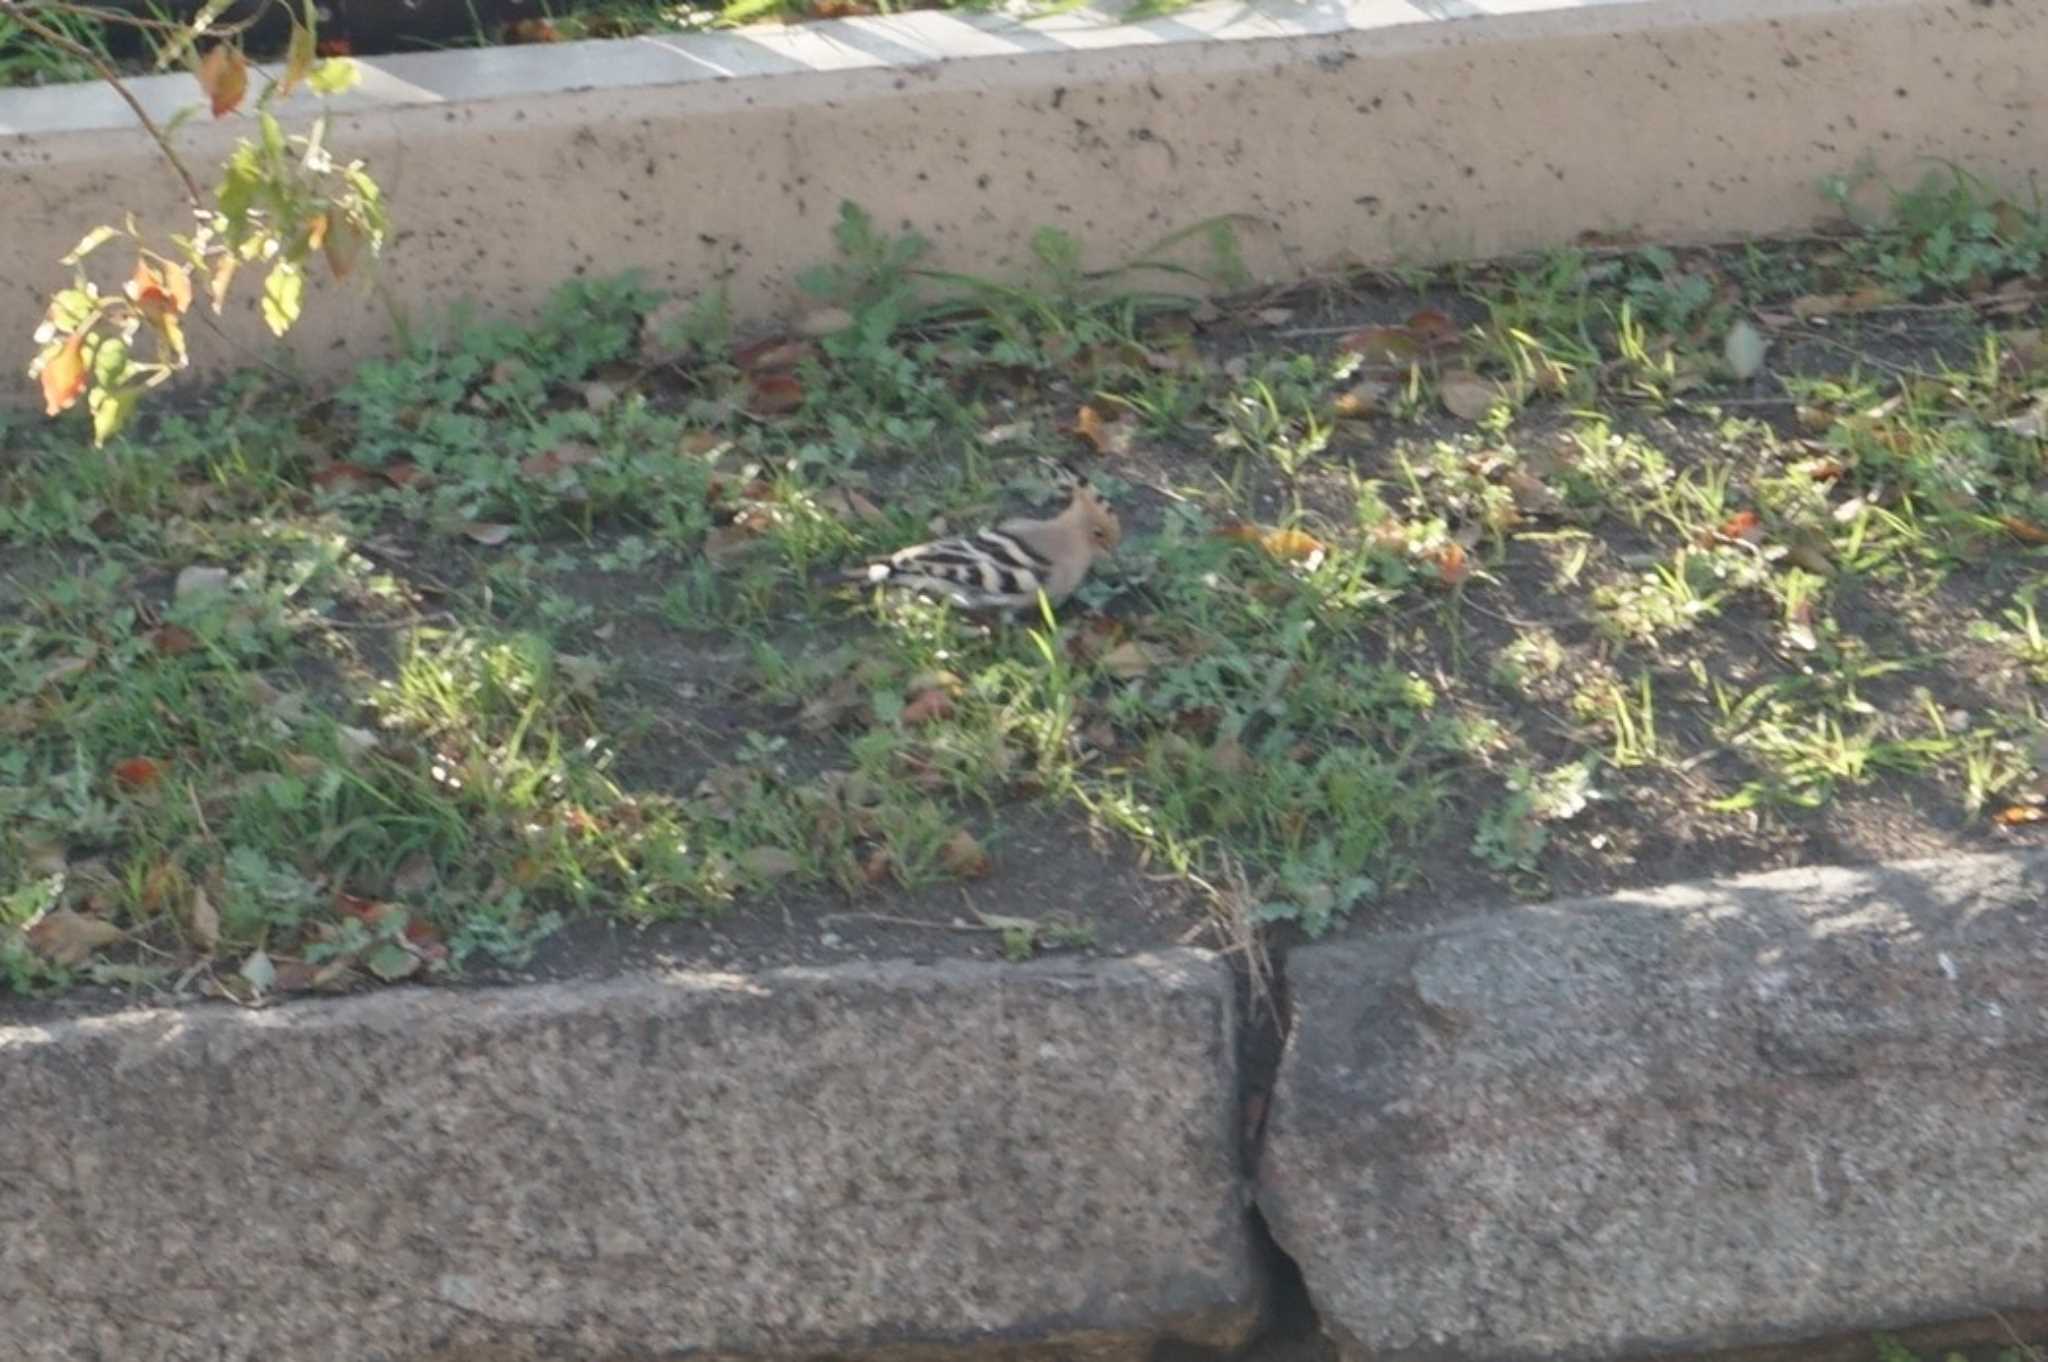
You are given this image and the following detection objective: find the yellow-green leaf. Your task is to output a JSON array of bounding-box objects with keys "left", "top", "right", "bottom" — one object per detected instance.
[
  {"left": 308, "top": 58, "right": 361, "bottom": 96},
  {"left": 89, "top": 384, "right": 141, "bottom": 447},
  {"left": 46, "top": 287, "right": 95, "bottom": 330},
  {"left": 62, "top": 225, "right": 121, "bottom": 265},
  {"left": 260, "top": 260, "right": 303, "bottom": 337}
]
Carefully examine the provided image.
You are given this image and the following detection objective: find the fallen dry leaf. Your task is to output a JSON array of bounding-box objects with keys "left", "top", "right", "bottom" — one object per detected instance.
[
  {"left": 734, "top": 336, "right": 815, "bottom": 372},
  {"left": 311, "top": 461, "right": 383, "bottom": 492},
  {"left": 1073, "top": 403, "right": 1137, "bottom": 457},
  {"left": 1098, "top": 640, "right": 1160, "bottom": 680},
  {"left": 747, "top": 372, "right": 805, "bottom": 416},
  {"left": 503, "top": 16, "right": 561, "bottom": 41},
  {"left": 187, "top": 886, "right": 220, "bottom": 952},
  {"left": 1434, "top": 541, "right": 1472, "bottom": 586},
  {"left": 1505, "top": 469, "right": 1565, "bottom": 516},
  {"left": 1210, "top": 735, "right": 1257, "bottom": 777},
  {"left": 2001, "top": 516, "right": 2048, "bottom": 545},
  {"left": 460, "top": 521, "right": 517, "bottom": 547},
  {"left": 520, "top": 442, "right": 601, "bottom": 479},
  {"left": 111, "top": 756, "right": 165, "bottom": 791},
  {"left": 703, "top": 523, "right": 767, "bottom": 563},
  {"left": 391, "top": 851, "right": 437, "bottom": 899},
  {"left": 939, "top": 829, "right": 992, "bottom": 878},
  {"left": 818, "top": 486, "right": 886, "bottom": 524},
  {"left": 1993, "top": 804, "right": 2047, "bottom": 826},
  {"left": 1214, "top": 522, "right": 1328, "bottom": 569},
  {"left": 1331, "top": 379, "right": 1391, "bottom": 420},
  {"left": 151, "top": 623, "right": 202, "bottom": 657},
  {"left": 901, "top": 689, "right": 956, "bottom": 726},
  {"left": 1403, "top": 307, "right": 1461, "bottom": 349},
  {"left": 1717, "top": 510, "right": 1766, "bottom": 544},
  {"left": 27, "top": 910, "right": 124, "bottom": 966},
  {"left": 1439, "top": 370, "right": 1506, "bottom": 422}
]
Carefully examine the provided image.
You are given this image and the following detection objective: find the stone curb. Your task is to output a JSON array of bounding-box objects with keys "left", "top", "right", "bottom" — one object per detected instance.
[
  {"left": 1260, "top": 851, "right": 2048, "bottom": 1362},
  {"left": 3, "top": 0, "right": 2044, "bottom": 391},
  {"left": 0, "top": 949, "right": 1261, "bottom": 1362}
]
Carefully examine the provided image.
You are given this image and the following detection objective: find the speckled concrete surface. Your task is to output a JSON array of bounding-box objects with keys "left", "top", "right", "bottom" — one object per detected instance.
[
  {"left": 0, "top": 950, "right": 1258, "bottom": 1362},
  {"left": 1, "top": 0, "right": 2039, "bottom": 391}
]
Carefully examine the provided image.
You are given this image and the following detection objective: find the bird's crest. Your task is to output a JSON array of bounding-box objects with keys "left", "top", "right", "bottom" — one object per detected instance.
[{"left": 1043, "top": 458, "right": 1120, "bottom": 553}]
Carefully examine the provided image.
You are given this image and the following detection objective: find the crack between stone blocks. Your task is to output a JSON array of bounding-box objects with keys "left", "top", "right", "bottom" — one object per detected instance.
[{"left": 1226, "top": 944, "right": 1328, "bottom": 1362}]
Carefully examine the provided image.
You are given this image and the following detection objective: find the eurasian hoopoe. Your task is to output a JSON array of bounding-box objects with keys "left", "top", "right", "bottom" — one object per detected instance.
[{"left": 841, "top": 461, "right": 1122, "bottom": 613}]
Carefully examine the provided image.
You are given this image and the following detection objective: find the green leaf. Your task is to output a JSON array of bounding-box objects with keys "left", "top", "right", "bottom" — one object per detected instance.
[
  {"left": 62, "top": 225, "right": 121, "bottom": 266},
  {"left": 363, "top": 941, "right": 419, "bottom": 981},
  {"left": 259, "top": 110, "right": 287, "bottom": 165},
  {"left": 216, "top": 147, "right": 262, "bottom": 232},
  {"left": 88, "top": 334, "right": 131, "bottom": 387},
  {"left": 260, "top": 260, "right": 304, "bottom": 337},
  {"left": 307, "top": 58, "right": 362, "bottom": 96}
]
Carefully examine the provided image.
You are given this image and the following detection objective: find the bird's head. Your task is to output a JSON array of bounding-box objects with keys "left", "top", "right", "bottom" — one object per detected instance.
[{"left": 1042, "top": 457, "right": 1121, "bottom": 556}]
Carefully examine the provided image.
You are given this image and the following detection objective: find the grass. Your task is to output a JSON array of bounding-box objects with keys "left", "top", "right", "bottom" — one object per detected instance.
[{"left": 7, "top": 172, "right": 2048, "bottom": 1000}]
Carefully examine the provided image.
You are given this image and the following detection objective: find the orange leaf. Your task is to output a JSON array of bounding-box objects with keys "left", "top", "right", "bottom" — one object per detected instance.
[
  {"left": 1717, "top": 510, "right": 1765, "bottom": 543},
  {"left": 1434, "top": 541, "right": 1471, "bottom": 586},
  {"left": 504, "top": 17, "right": 561, "bottom": 41},
  {"left": 306, "top": 213, "right": 330, "bottom": 253},
  {"left": 112, "top": 756, "right": 164, "bottom": 790},
  {"left": 1403, "top": 307, "right": 1460, "bottom": 348},
  {"left": 1073, "top": 403, "right": 1136, "bottom": 457},
  {"left": 1212, "top": 522, "right": 1327, "bottom": 567},
  {"left": 316, "top": 36, "right": 353, "bottom": 56},
  {"left": 901, "top": 689, "right": 956, "bottom": 726},
  {"left": 40, "top": 333, "right": 88, "bottom": 417},
  {"left": 1993, "top": 805, "right": 2048, "bottom": 825},
  {"left": 748, "top": 372, "right": 805, "bottom": 416},
  {"left": 2000, "top": 515, "right": 2048, "bottom": 545},
  {"left": 196, "top": 44, "right": 248, "bottom": 118},
  {"left": 127, "top": 257, "right": 194, "bottom": 319}
]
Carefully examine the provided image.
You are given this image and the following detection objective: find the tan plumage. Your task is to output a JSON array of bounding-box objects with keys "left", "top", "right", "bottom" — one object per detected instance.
[{"left": 843, "top": 463, "right": 1121, "bottom": 613}]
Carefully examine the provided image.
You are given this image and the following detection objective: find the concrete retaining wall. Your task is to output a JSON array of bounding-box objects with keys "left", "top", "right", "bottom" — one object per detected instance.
[{"left": 2, "top": 0, "right": 2044, "bottom": 390}]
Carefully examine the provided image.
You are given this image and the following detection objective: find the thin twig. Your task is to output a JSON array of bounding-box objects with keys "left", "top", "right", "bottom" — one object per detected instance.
[
  {"left": 819, "top": 911, "right": 1003, "bottom": 933},
  {"left": 9, "top": 5, "right": 207, "bottom": 209}
]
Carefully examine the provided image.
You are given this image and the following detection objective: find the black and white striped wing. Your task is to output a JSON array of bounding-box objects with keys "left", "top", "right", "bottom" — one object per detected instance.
[{"left": 859, "top": 528, "right": 1052, "bottom": 609}]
